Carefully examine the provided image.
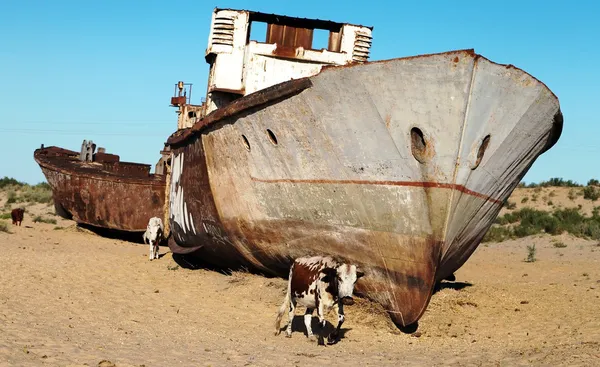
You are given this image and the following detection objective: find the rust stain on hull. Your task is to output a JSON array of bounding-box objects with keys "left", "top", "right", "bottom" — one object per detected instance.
[
  {"left": 248, "top": 176, "right": 504, "bottom": 205},
  {"left": 34, "top": 146, "right": 166, "bottom": 232}
]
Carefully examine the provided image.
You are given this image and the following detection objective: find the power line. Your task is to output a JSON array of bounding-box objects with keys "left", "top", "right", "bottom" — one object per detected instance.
[
  {"left": 5, "top": 120, "right": 175, "bottom": 125},
  {"left": 0, "top": 129, "right": 169, "bottom": 137}
]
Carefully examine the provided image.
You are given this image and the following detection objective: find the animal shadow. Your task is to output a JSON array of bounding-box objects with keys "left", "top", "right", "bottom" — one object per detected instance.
[{"left": 287, "top": 315, "right": 351, "bottom": 345}]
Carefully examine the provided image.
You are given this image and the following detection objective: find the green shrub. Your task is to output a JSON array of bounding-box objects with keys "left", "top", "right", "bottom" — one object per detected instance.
[
  {"left": 0, "top": 221, "right": 10, "bottom": 233},
  {"left": 484, "top": 207, "right": 600, "bottom": 242},
  {"left": 583, "top": 186, "right": 599, "bottom": 201},
  {"left": 2, "top": 182, "right": 52, "bottom": 205},
  {"left": 18, "top": 184, "right": 53, "bottom": 204},
  {"left": 0, "top": 177, "right": 24, "bottom": 189},
  {"left": 588, "top": 179, "right": 600, "bottom": 187},
  {"left": 568, "top": 189, "right": 577, "bottom": 201},
  {"left": 553, "top": 241, "right": 567, "bottom": 248},
  {"left": 539, "top": 178, "right": 581, "bottom": 187},
  {"left": 526, "top": 244, "right": 537, "bottom": 262},
  {"left": 33, "top": 215, "right": 57, "bottom": 224},
  {"left": 6, "top": 191, "right": 17, "bottom": 204},
  {"left": 482, "top": 226, "right": 512, "bottom": 242},
  {"left": 0, "top": 212, "right": 11, "bottom": 220}
]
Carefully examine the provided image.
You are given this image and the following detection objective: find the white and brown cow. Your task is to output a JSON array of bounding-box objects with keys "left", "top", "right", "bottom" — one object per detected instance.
[
  {"left": 274, "top": 255, "right": 364, "bottom": 345},
  {"left": 143, "top": 217, "right": 163, "bottom": 261}
]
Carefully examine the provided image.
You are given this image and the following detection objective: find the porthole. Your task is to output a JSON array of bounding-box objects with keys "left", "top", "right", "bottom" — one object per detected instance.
[
  {"left": 410, "top": 127, "right": 427, "bottom": 163},
  {"left": 242, "top": 135, "right": 251, "bottom": 151},
  {"left": 472, "top": 134, "right": 491, "bottom": 170},
  {"left": 267, "top": 129, "right": 278, "bottom": 145}
]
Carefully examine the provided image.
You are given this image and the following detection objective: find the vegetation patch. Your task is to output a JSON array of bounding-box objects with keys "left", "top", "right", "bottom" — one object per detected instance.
[
  {"left": 520, "top": 178, "right": 582, "bottom": 188},
  {"left": 0, "top": 177, "right": 24, "bottom": 189},
  {"left": 0, "top": 177, "right": 52, "bottom": 205},
  {"left": 583, "top": 186, "right": 599, "bottom": 201},
  {"left": 484, "top": 207, "right": 600, "bottom": 242},
  {"left": 0, "top": 221, "right": 10, "bottom": 233},
  {"left": 33, "top": 216, "right": 57, "bottom": 225},
  {"left": 552, "top": 241, "right": 567, "bottom": 248},
  {"left": 526, "top": 244, "right": 537, "bottom": 263}
]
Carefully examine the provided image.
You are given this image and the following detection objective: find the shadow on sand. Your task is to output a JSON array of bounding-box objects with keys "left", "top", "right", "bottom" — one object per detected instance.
[
  {"left": 77, "top": 223, "right": 146, "bottom": 244},
  {"left": 274, "top": 315, "right": 351, "bottom": 346}
]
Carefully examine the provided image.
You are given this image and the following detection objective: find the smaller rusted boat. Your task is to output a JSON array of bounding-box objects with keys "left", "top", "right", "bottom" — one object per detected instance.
[{"left": 34, "top": 141, "right": 169, "bottom": 232}]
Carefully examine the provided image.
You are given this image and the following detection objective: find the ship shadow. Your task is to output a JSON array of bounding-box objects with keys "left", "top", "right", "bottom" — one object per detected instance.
[
  {"left": 171, "top": 252, "right": 279, "bottom": 279},
  {"left": 77, "top": 223, "right": 146, "bottom": 244},
  {"left": 432, "top": 280, "right": 473, "bottom": 295}
]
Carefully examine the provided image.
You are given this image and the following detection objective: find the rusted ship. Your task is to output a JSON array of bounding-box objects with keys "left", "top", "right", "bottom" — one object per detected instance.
[
  {"left": 163, "top": 8, "right": 563, "bottom": 328},
  {"left": 34, "top": 141, "right": 169, "bottom": 232}
]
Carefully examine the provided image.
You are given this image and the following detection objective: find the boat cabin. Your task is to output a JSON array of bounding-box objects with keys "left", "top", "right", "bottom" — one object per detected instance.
[
  {"left": 171, "top": 8, "right": 374, "bottom": 129},
  {"left": 204, "top": 8, "right": 373, "bottom": 115}
]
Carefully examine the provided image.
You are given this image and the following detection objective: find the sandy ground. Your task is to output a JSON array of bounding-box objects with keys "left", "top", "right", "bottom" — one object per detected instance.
[{"left": 1, "top": 196, "right": 600, "bottom": 366}]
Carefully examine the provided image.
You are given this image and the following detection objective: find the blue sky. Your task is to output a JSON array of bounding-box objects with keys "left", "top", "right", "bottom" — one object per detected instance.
[{"left": 1, "top": 0, "right": 598, "bottom": 185}]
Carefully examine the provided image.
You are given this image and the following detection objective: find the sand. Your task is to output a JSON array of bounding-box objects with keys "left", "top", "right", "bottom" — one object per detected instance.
[{"left": 1, "top": 192, "right": 600, "bottom": 367}]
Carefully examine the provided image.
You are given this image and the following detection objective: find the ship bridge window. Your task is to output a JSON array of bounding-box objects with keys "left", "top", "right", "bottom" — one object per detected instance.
[
  {"left": 472, "top": 134, "right": 491, "bottom": 170},
  {"left": 312, "top": 29, "right": 329, "bottom": 50},
  {"left": 247, "top": 15, "right": 343, "bottom": 52},
  {"left": 249, "top": 21, "right": 267, "bottom": 43},
  {"left": 188, "top": 111, "right": 197, "bottom": 119}
]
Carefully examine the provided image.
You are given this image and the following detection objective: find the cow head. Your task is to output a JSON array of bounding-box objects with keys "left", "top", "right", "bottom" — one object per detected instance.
[
  {"left": 321, "top": 264, "right": 365, "bottom": 306},
  {"left": 146, "top": 217, "right": 164, "bottom": 244}
]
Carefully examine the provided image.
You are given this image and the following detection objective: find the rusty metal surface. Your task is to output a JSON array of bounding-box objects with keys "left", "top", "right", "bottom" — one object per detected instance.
[
  {"left": 34, "top": 146, "right": 166, "bottom": 232},
  {"left": 266, "top": 24, "right": 313, "bottom": 49},
  {"left": 203, "top": 9, "right": 372, "bottom": 115},
  {"left": 228, "top": 7, "right": 374, "bottom": 31},
  {"left": 166, "top": 49, "right": 562, "bottom": 327},
  {"left": 168, "top": 77, "right": 313, "bottom": 146}
]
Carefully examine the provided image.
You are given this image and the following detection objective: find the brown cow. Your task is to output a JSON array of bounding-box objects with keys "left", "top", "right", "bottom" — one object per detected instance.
[
  {"left": 274, "top": 255, "right": 364, "bottom": 345},
  {"left": 11, "top": 208, "right": 24, "bottom": 226}
]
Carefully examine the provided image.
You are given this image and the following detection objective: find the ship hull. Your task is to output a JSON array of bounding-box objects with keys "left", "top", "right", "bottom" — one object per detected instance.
[
  {"left": 34, "top": 146, "right": 166, "bottom": 232},
  {"left": 166, "top": 49, "right": 562, "bottom": 327}
]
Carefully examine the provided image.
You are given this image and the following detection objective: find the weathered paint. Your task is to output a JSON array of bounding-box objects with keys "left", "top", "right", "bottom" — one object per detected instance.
[
  {"left": 203, "top": 8, "right": 373, "bottom": 115},
  {"left": 34, "top": 146, "right": 166, "bottom": 232},
  {"left": 166, "top": 49, "right": 562, "bottom": 327}
]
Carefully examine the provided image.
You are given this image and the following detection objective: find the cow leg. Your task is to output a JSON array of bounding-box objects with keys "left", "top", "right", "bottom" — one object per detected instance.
[
  {"left": 285, "top": 299, "right": 296, "bottom": 337},
  {"left": 149, "top": 242, "right": 154, "bottom": 261},
  {"left": 304, "top": 308, "right": 316, "bottom": 341},
  {"left": 316, "top": 302, "right": 328, "bottom": 346},
  {"left": 327, "top": 303, "right": 345, "bottom": 344}
]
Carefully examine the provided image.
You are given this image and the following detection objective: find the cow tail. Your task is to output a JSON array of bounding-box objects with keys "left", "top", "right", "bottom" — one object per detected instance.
[{"left": 274, "top": 268, "right": 292, "bottom": 335}]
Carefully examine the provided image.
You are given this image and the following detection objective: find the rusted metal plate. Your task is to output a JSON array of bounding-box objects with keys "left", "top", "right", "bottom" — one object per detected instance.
[
  {"left": 166, "top": 49, "right": 562, "bottom": 327},
  {"left": 34, "top": 146, "right": 166, "bottom": 232},
  {"left": 167, "top": 77, "right": 313, "bottom": 147}
]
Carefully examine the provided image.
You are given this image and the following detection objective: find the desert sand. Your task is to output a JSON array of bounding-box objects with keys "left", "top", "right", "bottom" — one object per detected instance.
[{"left": 1, "top": 189, "right": 599, "bottom": 367}]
